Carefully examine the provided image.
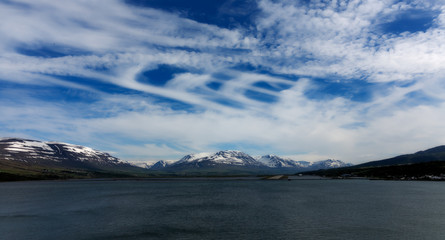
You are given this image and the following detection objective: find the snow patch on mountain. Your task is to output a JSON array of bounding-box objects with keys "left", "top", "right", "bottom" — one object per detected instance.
[
  {"left": 3, "top": 139, "right": 54, "bottom": 153},
  {"left": 59, "top": 144, "right": 98, "bottom": 156}
]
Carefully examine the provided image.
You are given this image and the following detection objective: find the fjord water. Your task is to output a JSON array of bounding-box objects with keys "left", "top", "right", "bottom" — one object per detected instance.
[{"left": 1, "top": 179, "right": 445, "bottom": 240}]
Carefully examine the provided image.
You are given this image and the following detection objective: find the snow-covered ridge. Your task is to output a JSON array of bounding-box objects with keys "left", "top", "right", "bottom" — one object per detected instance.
[
  {"left": 256, "top": 154, "right": 311, "bottom": 168},
  {"left": 311, "top": 159, "right": 353, "bottom": 169},
  {"left": 1, "top": 138, "right": 53, "bottom": 153},
  {"left": 255, "top": 155, "right": 351, "bottom": 170},
  {"left": 175, "top": 150, "right": 260, "bottom": 166},
  {"left": 177, "top": 152, "right": 213, "bottom": 163},
  {"left": 0, "top": 138, "right": 123, "bottom": 164}
]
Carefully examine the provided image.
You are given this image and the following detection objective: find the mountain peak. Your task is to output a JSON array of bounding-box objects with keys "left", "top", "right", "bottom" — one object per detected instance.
[{"left": 149, "top": 160, "right": 175, "bottom": 170}]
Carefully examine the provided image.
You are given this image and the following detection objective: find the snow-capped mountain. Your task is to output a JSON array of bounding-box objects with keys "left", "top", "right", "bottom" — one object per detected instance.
[
  {"left": 256, "top": 155, "right": 311, "bottom": 168},
  {"left": 309, "top": 159, "right": 353, "bottom": 170},
  {"left": 0, "top": 137, "right": 131, "bottom": 169},
  {"left": 175, "top": 150, "right": 262, "bottom": 166},
  {"left": 150, "top": 160, "right": 175, "bottom": 170},
  {"left": 161, "top": 150, "right": 266, "bottom": 173}
]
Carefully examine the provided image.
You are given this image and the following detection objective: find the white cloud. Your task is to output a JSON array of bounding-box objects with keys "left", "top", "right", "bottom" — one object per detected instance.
[
  {"left": 255, "top": 0, "right": 445, "bottom": 83},
  {"left": 1, "top": 0, "right": 445, "bottom": 164}
]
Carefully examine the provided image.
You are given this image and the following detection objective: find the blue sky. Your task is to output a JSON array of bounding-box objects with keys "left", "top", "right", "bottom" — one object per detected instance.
[{"left": 1, "top": 0, "right": 445, "bottom": 163}]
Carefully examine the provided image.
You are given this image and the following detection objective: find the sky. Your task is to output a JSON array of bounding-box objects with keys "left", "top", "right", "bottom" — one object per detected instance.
[{"left": 1, "top": 0, "right": 445, "bottom": 164}]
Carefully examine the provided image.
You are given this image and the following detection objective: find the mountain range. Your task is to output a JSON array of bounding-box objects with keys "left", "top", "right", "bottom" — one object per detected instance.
[
  {"left": 146, "top": 151, "right": 352, "bottom": 174},
  {"left": 4, "top": 137, "right": 445, "bottom": 181},
  {"left": 0, "top": 138, "right": 351, "bottom": 180}
]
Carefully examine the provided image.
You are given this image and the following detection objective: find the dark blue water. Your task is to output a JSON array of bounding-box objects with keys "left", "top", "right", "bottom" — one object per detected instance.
[{"left": 1, "top": 179, "right": 445, "bottom": 240}]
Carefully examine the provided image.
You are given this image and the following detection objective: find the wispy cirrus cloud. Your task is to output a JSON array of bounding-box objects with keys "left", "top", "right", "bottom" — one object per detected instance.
[
  {"left": 1, "top": 0, "right": 445, "bottom": 163},
  {"left": 255, "top": 0, "right": 445, "bottom": 81}
]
